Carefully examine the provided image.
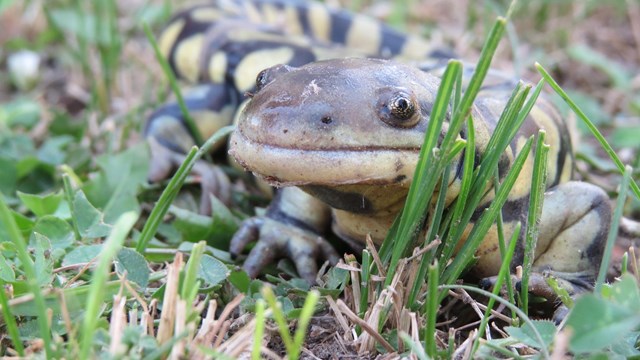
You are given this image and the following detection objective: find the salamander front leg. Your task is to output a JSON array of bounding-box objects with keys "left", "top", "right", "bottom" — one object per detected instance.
[{"left": 230, "top": 187, "right": 340, "bottom": 283}]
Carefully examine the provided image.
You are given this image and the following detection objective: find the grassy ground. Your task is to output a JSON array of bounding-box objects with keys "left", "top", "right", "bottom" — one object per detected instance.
[{"left": 1, "top": 0, "right": 639, "bottom": 358}]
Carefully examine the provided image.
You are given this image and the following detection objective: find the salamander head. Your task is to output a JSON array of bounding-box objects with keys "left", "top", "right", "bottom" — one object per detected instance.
[{"left": 230, "top": 58, "right": 442, "bottom": 186}]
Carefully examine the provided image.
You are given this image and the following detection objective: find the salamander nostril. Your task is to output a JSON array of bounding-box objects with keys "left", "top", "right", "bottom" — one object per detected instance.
[{"left": 321, "top": 116, "right": 333, "bottom": 124}]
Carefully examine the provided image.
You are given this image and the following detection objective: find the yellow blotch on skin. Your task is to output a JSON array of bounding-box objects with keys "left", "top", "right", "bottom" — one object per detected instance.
[
  {"left": 175, "top": 34, "right": 204, "bottom": 83},
  {"left": 509, "top": 136, "right": 536, "bottom": 200},
  {"left": 207, "top": 52, "right": 227, "bottom": 83},
  {"left": 158, "top": 20, "right": 185, "bottom": 58},
  {"left": 190, "top": 8, "right": 223, "bottom": 22},
  {"left": 307, "top": 3, "right": 330, "bottom": 42},
  {"left": 400, "top": 36, "right": 433, "bottom": 60},
  {"left": 261, "top": 3, "right": 281, "bottom": 25},
  {"left": 234, "top": 47, "right": 294, "bottom": 92},
  {"left": 284, "top": 6, "right": 303, "bottom": 36},
  {"left": 346, "top": 16, "right": 380, "bottom": 55},
  {"left": 194, "top": 106, "right": 236, "bottom": 151}
]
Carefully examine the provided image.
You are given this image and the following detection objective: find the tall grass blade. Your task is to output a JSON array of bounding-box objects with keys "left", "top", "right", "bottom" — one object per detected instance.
[
  {"left": 143, "top": 23, "right": 204, "bottom": 147},
  {"left": 520, "top": 131, "right": 549, "bottom": 313},
  {"left": 443, "top": 136, "right": 534, "bottom": 286},
  {"left": 80, "top": 211, "right": 138, "bottom": 359},
  {"left": 136, "top": 126, "right": 233, "bottom": 253},
  {"left": 424, "top": 261, "right": 439, "bottom": 358},
  {"left": 471, "top": 222, "right": 520, "bottom": 355},
  {"left": 535, "top": 63, "right": 640, "bottom": 200},
  {"left": 0, "top": 278, "right": 24, "bottom": 356},
  {"left": 0, "top": 195, "right": 54, "bottom": 358},
  {"left": 596, "top": 166, "right": 632, "bottom": 292},
  {"left": 380, "top": 61, "right": 461, "bottom": 286}
]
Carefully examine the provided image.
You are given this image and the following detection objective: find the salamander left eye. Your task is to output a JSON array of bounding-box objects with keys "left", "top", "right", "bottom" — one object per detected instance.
[
  {"left": 256, "top": 69, "right": 268, "bottom": 90},
  {"left": 255, "top": 64, "right": 294, "bottom": 92},
  {"left": 390, "top": 95, "right": 415, "bottom": 120},
  {"left": 378, "top": 89, "right": 420, "bottom": 128}
]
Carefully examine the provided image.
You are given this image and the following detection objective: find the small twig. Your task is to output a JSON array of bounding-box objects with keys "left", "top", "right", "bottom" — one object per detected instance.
[
  {"left": 336, "top": 299, "right": 395, "bottom": 353},
  {"left": 325, "top": 296, "right": 354, "bottom": 341},
  {"left": 366, "top": 234, "right": 386, "bottom": 278},
  {"left": 62, "top": 258, "right": 99, "bottom": 288},
  {"left": 405, "top": 239, "right": 442, "bottom": 262},
  {"left": 212, "top": 294, "right": 245, "bottom": 344}
]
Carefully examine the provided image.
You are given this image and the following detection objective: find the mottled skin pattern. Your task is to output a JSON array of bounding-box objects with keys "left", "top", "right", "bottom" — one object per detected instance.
[
  {"left": 229, "top": 59, "right": 611, "bottom": 319},
  {"left": 144, "top": 0, "right": 449, "bottom": 213},
  {"left": 145, "top": 1, "right": 612, "bottom": 320}
]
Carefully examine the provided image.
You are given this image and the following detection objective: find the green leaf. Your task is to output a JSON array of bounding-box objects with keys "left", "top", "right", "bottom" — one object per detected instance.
[
  {"left": 0, "top": 133, "right": 35, "bottom": 161},
  {"left": 62, "top": 244, "right": 101, "bottom": 267},
  {"left": 567, "top": 44, "right": 631, "bottom": 89},
  {"left": 16, "top": 156, "right": 43, "bottom": 180},
  {"left": 606, "top": 274, "right": 640, "bottom": 312},
  {"left": 208, "top": 195, "right": 240, "bottom": 247},
  {"left": 37, "top": 136, "right": 73, "bottom": 166},
  {"left": 567, "top": 294, "right": 640, "bottom": 354},
  {"left": 1, "top": 98, "right": 41, "bottom": 128},
  {"left": 84, "top": 144, "right": 148, "bottom": 223},
  {"left": 228, "top": 270, "right": 251, "bottom": 293},
  {"left": 2, "top": 211, "right": 35, "bottom": 241},
  {"left": 49, "top": 9, "right": 112, "bottom": 45},
  {"left": 611, "top": 125, "right": 640, "bottom": 149},
  {"left": 115, "top": 248, "right": 150, "bottom": 289},
  {"left": 32, "top": 216, "right": 74, "bottom": 250},
  {"left": 17, "top": 191, "right": 63, "bottom": 218},
  {"left": 31, "top": 233, "right": 53, "bottom": 286},
  {"left": 0, "top": 252, "right": 16, "bottom": 282},
  {"left": 171, "top": 206, "right": 214, "bottom": 242},
  {"left": 73, "top": 191, "right": 111, "bottom": 238},
  {"left": 198, "top": 255, "right": 229, "bottom": 287},
  {"left": 0, "top": 157, "right": 17, "bottom": 196},
  {"left": 505, "top": 320, "right": 556, "bottom": 349}
]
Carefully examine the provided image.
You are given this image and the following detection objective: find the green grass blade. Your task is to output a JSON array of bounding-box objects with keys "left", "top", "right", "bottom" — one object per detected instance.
[
  {"left": 80, "top": 211, "right": 138, "bottom": 359},
  {"left": 401, "top": 332, "right": 430, "bottom": 360},
  {"left": 424, "top": 261, "right": 439, "bottom": 358},
  {"left": 520, "top": 131, "right": 548, "bottom": 314},
  {"left": 0, "top": 194, "right": 54, "bottom": 358},
  {"left": 181, "top": 240, "right": 205, "bottom": 305},
  {"left": 359, "top": 250, "right": 371, "bottom": 318},
  {"left": 443, "top": 136, "right": 533, "bottom": 285},
  {"left": 143, "top": 22, "right": 204, "bottom": 147},
  {"left": 596, "top": 165, "right": 632, "bottom": 292},
  {"left": 252, "top": 299, "right": 266, "bottom": 360},
  {"left": 444, "top": 16, "right": 507, "bottom": 144},
  {"left": 439, "top": 116, "right": 477, "bottom": 265},
  {"left": 136, "top": 125, "right": 234, "bottom": 253},
  {"left": 491, "top": 170, "right": 517, "bottom": 320},
  {"left": 381, "top": 60, "right": 461, "bottom": 286},
  {"left": 261, "top": 286, "right": 295, "bottom": 356},
  {"left": 0, "top": 278, "right": 24, "bottom": 356},
  {"left": 471, "top": 222, "right": 520, "bottom": 355},
  {"left": 407, "top": 164, "right": 451, "bottom": 309},
  {"left": 62, "top": 173, "right": 81, "bottom": 241},
  {"left": 292, "top": 290, "right": 320, "bottom": 358},
  {"left": 441, "top": 284, "right": 549, "bottom": 360},
  {"left": 536, "top": 63, "right": 640, "bottom": 200}
]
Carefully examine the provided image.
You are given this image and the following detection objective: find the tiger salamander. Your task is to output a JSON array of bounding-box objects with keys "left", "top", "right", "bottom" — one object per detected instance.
[
  {"left": 145, "top": 1, "right": 612, "bottom": 313},
  {"left": 228, "top": 58, "right": 611, "bottom": 308}
]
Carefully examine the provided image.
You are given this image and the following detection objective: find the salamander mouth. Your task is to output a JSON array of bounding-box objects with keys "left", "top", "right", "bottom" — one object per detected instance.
[{"left": 229, "top": 129, "right": 420, "bottom": 187}]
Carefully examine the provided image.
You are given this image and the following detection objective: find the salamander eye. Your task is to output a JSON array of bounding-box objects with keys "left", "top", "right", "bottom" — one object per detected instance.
[
  {"left": 255, "top": 64, "right": 294, "bottom": 92},
  {"left": 378, "top": 89, "right": 421, "bottom": 128},
  {"left": 255, "top": 69, "right": 269, "bottom": 91},
  {"left": 390, "top": 95, "right": 415, "bottom": 120}
]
